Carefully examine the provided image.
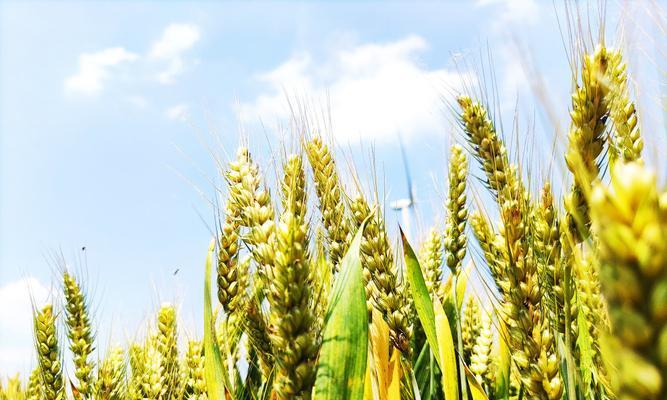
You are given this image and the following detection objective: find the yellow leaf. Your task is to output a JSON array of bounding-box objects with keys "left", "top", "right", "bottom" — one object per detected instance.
[
  {"left": 370, "top": 308, "right": 390, "bottom": 399},
  {"left": 494, "top": 318, "right": 511, "bottom": 399},
  {"left": 434, "top": 296, "right": 458, "bottom": 400},
  {"left": 387, "top": 351, "right": 402, "bottom": 400},
  {"left": 464, "top": 364, "right": 489, "bottom": 400},
  {"left": 364, "top": 359, "right": 374, "bottom": 400}
]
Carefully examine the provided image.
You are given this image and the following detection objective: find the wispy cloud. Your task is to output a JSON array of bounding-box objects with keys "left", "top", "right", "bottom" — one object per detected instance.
[
  {"left": 64, "top": 23, "right": 201, "bottom": 97},
  {"left": 127, "top": 95, "right": 149, "bottom": 109},
  {"left": 64, "top": 47, "right": 139, "bottom": 95},
  {"left": 149, "top": 23, "right": 201, "bottom": 84},
  {"left": 165, "top": 103, "right": 190, "bottom": 121},
  {"left": 476, "top": 0, "right": 540, "bottom": 26},
  {"left": 238, "top": 35, "right": 472, "bottom": 143},
  {"left": 0, "top": 277, "right": 50, "bottom": 376}
]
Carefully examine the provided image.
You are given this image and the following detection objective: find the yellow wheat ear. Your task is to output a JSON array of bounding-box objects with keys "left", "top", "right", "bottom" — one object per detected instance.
[
  {"left": 591, "top": 161, "right": 666, "bottom": 400},
  {"left": 305, "top": 136, "right": 351, "bottom": 272}
]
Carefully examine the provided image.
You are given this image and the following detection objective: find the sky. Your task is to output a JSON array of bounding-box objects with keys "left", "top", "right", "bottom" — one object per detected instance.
[{"left": 1, "top": 0, "right": 664, "bottom": 377}]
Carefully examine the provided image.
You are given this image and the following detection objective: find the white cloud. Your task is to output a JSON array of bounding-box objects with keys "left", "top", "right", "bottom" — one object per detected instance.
[
  {"left": 476, "top": 0, "right": 540, "bottom": 25},
  {"left": 238, "top": 35, "right": 473, "bottom": 143},
  {"left": 165, "top": 103, "right": 190, "bottom": 121},
  {"left": 64, "top": 47, "right": 139, "bottom": 95},
  {"left": 149, "top": 24, "right": 201, "bottom": 84},
  {"left": 0, "top": 277, "right": 51, "bottom": 376},
  {"left": 127, "top": 95, "right": 149, "bottom": 109}
]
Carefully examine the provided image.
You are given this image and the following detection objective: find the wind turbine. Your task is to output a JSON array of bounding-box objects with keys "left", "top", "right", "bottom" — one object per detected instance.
[{"left": 390, "top": 136, "right": 416, "bottom": 242}]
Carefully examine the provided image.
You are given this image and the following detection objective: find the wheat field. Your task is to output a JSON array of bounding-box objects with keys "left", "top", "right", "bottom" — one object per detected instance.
[{"left": 1, "top": 7, "right": 666, "bottom": 400}]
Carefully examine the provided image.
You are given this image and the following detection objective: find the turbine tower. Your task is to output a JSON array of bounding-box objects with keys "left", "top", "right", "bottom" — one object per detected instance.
[{"left": 390, "top": 136, "right": 416, "bottom": 242}]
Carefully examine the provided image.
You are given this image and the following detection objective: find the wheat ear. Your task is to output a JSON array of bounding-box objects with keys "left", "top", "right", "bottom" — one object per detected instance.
[
  {"left": 62, "top": 271, "right": 94, "bottom": 397},
  {"left": 351, "top": 194, "right": 413, "bottom": 356},
  {"left": 591, "top": 161, "right": 666, "bottom": 399},
  {"left": 184, "top": 340, "right": 207, "bottom": 399},
  {"left": 157, "top": 304, "right": 179, "bottom": 400},
  {"left": 34, "top": 304, "right": 64, "bottom": 400},
  {"left": 95, "top": 346, "right": 127, "bottom": 399},
  {"left": 606, "top": 49, "right": 643, "bottom": 164},
  {"left": 418, "top": 227, "right": 444, "bottom": 300},
  {"left": 305, "top": 136, "right": 351, "bottom": 271},
  {"left": 266, "top": 154, "right": 318, "bottom": 399}
]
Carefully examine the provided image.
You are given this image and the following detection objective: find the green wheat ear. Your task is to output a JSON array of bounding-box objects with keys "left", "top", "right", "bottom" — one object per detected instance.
[
  {"left": 461, "top": 296, "right": 482, "bottom": 364},
  {"left": 62, "top": 271, "right": 94, "bottom": 397},
  {"left": 34, "top": 304, "right": 64, "bottom": 400},
  {"left": 444, "top": 144, "right": 468, "bottom": 276},
  {"left": 266, "top": 153, "right": 318, "bottom": 399},
  {"left": 26, "top": 367, "right": 42, "bottom": 400},
  {"left": 418, "top": 227, "right": 444, "bottom": 299}
]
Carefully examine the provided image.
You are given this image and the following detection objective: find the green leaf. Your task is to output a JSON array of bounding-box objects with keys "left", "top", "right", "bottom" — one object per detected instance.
[
  {"left": 402, "top": 230, "right": 458, "bottom": 400},
  {"left": 203, "top": 239, "right": 229, "bottom": 400},
  {"left": 414, "top": 342, "right": 441, "bottom": 400},
  {"left": 401, "top": 229, "right": 441, "bottom": 365},
  {"left": 313, "top": 221, "right": 369, "bottom": 400}
]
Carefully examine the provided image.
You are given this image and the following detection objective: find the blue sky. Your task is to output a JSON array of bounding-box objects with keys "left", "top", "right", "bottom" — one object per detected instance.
[{"left": 1, "top": 0, "right": 663, "bottom": 376}]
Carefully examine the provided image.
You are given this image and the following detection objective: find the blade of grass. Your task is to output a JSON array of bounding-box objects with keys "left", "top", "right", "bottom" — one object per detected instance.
[
  {"left": 401, "top": 228, "right": 440, "bottom": 363},
  {"left": 313, "top": 221, "right": 369, "bottom": 400},
  {"left": 402, "top": 228, "right": 459, "bottom": 400}
]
